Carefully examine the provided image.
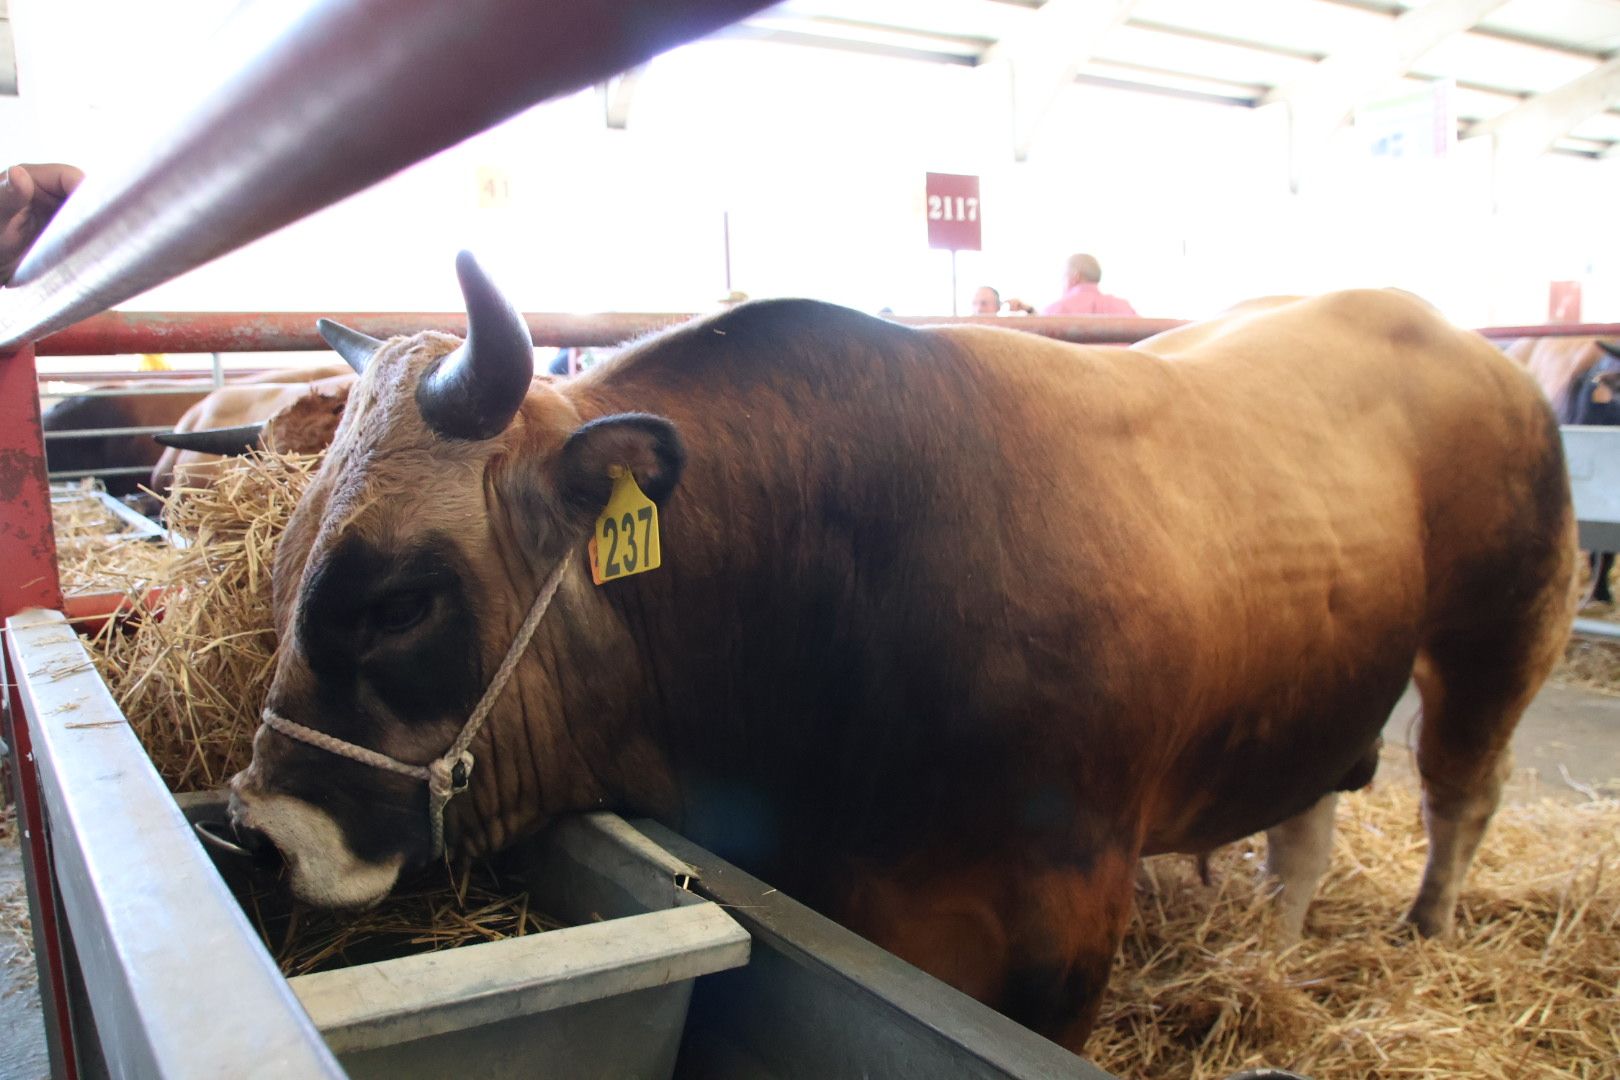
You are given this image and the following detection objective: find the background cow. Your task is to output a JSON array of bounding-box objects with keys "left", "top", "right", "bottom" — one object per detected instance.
[
  {"left": 42, "top": 383, "right": 209, "bottom": 497},
  {"left": 150, "top": 364, "right": 353, "bottom": 490},
  {"left": 228, "top": 257, "right": 1574, "bottom": 1051},
  {"left": 1505, "top": 336, "right": 1620, "bottom": 602}
]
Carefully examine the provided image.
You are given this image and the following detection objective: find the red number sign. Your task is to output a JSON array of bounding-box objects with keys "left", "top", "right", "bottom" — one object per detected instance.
[
  {"left": 1549, "top": 281, "right": 1582, "bottom": 324},
  {"left": 926, "top": 173, "right": 981, "bottom": 251}
]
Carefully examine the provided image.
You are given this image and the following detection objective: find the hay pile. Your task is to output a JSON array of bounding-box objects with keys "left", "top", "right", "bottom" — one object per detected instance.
[
  {"left": 1089, "top": 781, "right": 1620, "bottom": 1079},
  {"left": 85, "top": 453, "right": 321, "bottom": 791}
]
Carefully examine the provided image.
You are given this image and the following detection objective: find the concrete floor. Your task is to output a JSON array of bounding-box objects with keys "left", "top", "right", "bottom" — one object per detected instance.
[
  {"left": 1, "top": 833, "right": 48, "bottom": 1080},
  {"left": 1380, "top": 680, "right": 1620, "bottom": 803},
  {"left": 0, "top": 678, "right": 1615, "bottom": 1078}
]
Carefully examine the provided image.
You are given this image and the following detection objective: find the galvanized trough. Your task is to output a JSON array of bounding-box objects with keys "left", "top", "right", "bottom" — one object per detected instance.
[{"left": 7, "top": 607, "right": 1119, "bottom": 1078}]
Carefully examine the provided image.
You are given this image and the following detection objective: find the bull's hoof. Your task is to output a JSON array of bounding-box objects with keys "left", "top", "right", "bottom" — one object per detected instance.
[{"left": 1401, "top": 902, "right": 1453, "bottom": 940}]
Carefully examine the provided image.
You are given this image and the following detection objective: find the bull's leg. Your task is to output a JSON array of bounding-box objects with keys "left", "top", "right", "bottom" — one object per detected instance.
[
  {"left": 1000, "top": 848, "right": 1137, "bottom": 1051},
  {"left": 1592, "top": 552, "right": 1615, "bottom": 604},
  {"left": 1405, "top": 626, "right": 1560, "bottom": 938},
  {"left": 1263, "top": 792, "right": 1337, "bottom": 942},
  {"left": 841, "top": 846, "right": 1137, "bottom": 1053}
]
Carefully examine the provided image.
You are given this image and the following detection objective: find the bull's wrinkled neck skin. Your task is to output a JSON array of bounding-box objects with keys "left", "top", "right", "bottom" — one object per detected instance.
[{"left": 445, "top": 387, "right": 681, "bottom": 858}]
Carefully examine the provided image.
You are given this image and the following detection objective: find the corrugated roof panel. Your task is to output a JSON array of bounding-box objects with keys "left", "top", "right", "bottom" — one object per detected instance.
[
  {"left": 1128, "top": 0, "right": 1395, "bottom": 57},
  {"left": 1414, "top": 27, "right": 1605, "bottom": 94},
  {"left": 1092, "top": 22, "right": 1319, "bottom": 88},
  {"left": 763, "top": 0, "right": 1025, "bottom": 44},
  {"left": 1445, "top": 81, "right": 1525, "bottom": 122},
  {"left": 1568, "top": 111, "right": 1620, "bottom": 141},
  {"left": 1477, "top": 0, "right": 1620, "bottom": 54}
]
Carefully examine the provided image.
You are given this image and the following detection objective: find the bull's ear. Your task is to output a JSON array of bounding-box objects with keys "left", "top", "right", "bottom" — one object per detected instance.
[{"left": 552, "top": 413, "right": 685, "bottom": 526}]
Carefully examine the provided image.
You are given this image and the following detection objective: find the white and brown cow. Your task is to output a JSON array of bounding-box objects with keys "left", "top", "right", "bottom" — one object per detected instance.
[
  {"left": 228, "top": 255, "right": 1574, "bottom": 1050},
  {"left": 151, "top": 365, "right": 355, "bottom": 490},
  {"left": 1505, "top": 334, "right": 1620, "bottom": 602}
]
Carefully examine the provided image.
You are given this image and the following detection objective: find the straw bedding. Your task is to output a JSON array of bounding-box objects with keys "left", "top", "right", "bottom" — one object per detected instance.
[
  {"left": 68, "top": 456, "right": 1620, "bottom": 1069},
  {"left": 1089, "top": 782, "right": 1620, "bottom": 1079}
]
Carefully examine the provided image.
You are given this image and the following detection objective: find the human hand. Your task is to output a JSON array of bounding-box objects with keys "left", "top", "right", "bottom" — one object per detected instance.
[
  {"left": 0, "top": 163, "right": 84, "bottom": 284},
  {"left": 1003, "top": 297, "right": 1036, "bottom": 315}
]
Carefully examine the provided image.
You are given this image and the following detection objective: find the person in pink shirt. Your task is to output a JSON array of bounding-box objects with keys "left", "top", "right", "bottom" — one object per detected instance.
[{"left": 1008, "top": 253, "right": 1138, "bottom": 317}]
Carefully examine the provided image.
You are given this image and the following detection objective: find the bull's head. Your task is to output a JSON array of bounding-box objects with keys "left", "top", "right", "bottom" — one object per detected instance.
[{"left": 228, "top": 252, "right": 683, "bottom": 907}]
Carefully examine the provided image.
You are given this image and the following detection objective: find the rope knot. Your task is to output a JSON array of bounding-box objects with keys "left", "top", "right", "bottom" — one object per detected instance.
[{"left": 428, "top": 751, "right": 475, "bottom": 800}]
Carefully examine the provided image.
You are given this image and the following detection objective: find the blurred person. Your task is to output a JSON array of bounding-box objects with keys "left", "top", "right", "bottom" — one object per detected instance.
[
  {"left": 0, "top": 162, "right": 83, "bottom": 284},
  {"left": 1007, "top": 253, "right": 1137, "bottom": 317},
  {"left": 971, "top": 285, "right": 1002, "bottom": 316}
]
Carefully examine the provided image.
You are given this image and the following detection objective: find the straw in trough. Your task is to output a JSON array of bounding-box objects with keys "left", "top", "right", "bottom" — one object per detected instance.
[
  {"left": 249, "top": 860, "right": 565, "bottom": 978},
  {"left": 51, "top": 482, "right": 174, "bottom": 598}
]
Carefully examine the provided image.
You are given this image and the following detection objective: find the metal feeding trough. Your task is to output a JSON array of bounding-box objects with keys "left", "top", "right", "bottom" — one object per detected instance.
[
  {"left": 182, "top": 795, "right": 751, "bottom": 1080},
  {"left": 8, "top": 609, "right": 749, "bottom": 1079}
]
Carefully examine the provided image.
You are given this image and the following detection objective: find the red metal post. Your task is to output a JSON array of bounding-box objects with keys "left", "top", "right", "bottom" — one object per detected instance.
[
  {"left": 0, "top": 343, "right": 61, "bottom": 616},
  {"left": 1, "top": 341, "right": 76, "bottom": 1078}
]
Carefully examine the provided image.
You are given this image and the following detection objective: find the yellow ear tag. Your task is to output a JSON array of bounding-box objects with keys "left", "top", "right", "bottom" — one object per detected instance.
[
  {"left": 1594, "top": 384, "right": 1614, "bottom": 405},
  {"left": 588, "top": 467, "right": 661, "bottom": 585}
]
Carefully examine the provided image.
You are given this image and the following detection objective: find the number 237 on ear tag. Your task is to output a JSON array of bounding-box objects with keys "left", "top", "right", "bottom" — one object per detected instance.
[{"left": 588, "top": 469, "right": 661, "bottom": 585}]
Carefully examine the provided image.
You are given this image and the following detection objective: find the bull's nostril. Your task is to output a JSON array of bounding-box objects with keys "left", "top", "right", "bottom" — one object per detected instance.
[
  {"left": 233, "top": 822, "right": 279, "bottom": 865},
  {"left": 193, "top": 817, "right": 283, "bottom": 872}
]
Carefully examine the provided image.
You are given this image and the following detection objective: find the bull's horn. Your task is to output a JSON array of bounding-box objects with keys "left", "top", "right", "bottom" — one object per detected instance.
[
  {"left": 153, "top": 423, "right": 266, "bottom": 455},
  {"left": 317, "top": 318, "right": 383, "bottom": 374},
  {"left": 416, "top": 251, "right": 533, "bottom": 441},
  {"left": 1600, "top": 340, "right": 1620, "bottom": 361}
]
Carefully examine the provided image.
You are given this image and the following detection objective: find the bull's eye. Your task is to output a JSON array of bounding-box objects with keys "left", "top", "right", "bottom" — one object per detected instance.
[{"left": 373, "top": 590, "right": 431, "bottom": 633}]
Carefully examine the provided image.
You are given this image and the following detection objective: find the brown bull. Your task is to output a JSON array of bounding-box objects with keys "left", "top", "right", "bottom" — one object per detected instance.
[{"left": 229, "top": 256, "right": 1574, "bottom": 1050}]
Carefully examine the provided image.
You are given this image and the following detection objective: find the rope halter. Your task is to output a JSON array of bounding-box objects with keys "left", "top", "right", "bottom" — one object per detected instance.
[{"left": 259, "top": 560, "right": 567, "bottom": 858}]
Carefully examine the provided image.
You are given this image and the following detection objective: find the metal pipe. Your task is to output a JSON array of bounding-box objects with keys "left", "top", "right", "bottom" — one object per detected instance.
[
  {"left": 1477, "top": 322, "right": 1620, "bottom": 340},
  {"left": 0, "top": 0, "right": 776, "bottom": 350},
  {"left": 38, "top": 311, "right": 694, "bottom": 355},
  {"left": 44, "top": 426, "right": 175, "bottom": 440},
  {"left": 37, "top": 385, "right": 226, "bottom": 399},
  {"left": 31, "top": 309, "right": 1620, "bottom": 359},
  {"left": 49, "top": 466, "right": 155, "bottom": 480},
  {"left": 1572, "top": 617, "right": 1620, "bottom": 642}
]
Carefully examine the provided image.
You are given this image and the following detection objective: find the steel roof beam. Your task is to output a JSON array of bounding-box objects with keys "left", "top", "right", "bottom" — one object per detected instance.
[
  {"left": 980, "top": 0, "right": 1142, "bottom": 162},
  {"left": 1263, "top": 0, "right": 1508, "bottom": 121},
  {"left": 1468, "top": 54, "right": 1620, "bottom": 163}
]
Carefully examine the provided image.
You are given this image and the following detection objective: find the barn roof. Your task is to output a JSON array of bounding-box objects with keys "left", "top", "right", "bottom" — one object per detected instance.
[{"left": 710, "top": 0, "right": 1620, "bottom": 160}]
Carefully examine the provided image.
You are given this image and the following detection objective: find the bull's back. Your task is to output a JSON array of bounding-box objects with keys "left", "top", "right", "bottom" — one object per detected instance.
[{"left": 935, "top": 291, "right": 1569, "bottom": 851}]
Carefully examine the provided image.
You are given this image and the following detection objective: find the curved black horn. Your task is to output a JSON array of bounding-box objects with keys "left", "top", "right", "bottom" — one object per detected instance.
[
  {"left": 317, "top": 318, "right": 384, "bottom": 374},
  {"left": 416, "top": 251, "right": 533, "bottom": 441},
  {"left": 1600, "top": 340, "right": 1620, "bottom": 361},
  {"left": 153, "top": 423, "right": 266, "bottom": 456}
]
